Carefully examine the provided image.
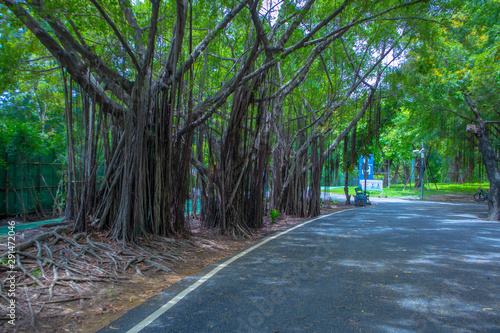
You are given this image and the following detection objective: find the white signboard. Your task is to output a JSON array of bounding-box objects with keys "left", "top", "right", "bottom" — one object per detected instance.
[{"left": 359, "top": 179, "right": 383, "bottom": 192}]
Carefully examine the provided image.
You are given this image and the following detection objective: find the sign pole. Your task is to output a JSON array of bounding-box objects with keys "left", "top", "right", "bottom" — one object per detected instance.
[{"left": 364, "top": 156, "right": 368, "bottom": 196}]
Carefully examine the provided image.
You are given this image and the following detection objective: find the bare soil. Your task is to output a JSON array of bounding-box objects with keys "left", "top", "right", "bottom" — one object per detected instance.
[
  {"left": 1, "top": 206, "right": 350, "bottom": 333},
  {"left": 388, "top": 193, "right": 480, "bottom": 204},
  {"left": 425, "top": 193, "right": 478, "bottom": 203}
]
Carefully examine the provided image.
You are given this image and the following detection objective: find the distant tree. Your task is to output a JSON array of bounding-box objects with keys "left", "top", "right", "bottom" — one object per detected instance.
[{"left": 397, "top": 0, "right": 500, "bottom": 219}]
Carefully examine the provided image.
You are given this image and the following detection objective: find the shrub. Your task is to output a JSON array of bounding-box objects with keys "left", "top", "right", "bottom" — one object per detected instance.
[{"left": 270, "top": 209, "right": 280, "bottom": 223}]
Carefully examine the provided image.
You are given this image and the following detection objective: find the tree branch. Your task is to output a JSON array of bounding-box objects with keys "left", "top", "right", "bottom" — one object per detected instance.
[
  {"left": 2, "top": 0, "right": 127, "bottom": 118},
  {"left": 30, "top": 6, "right": 133, "bottom": 96},
  {"left": 41, "top": 14, "right": 133, "bottom": 97},
  {"left": 417, "top": 100, "right": 476, "bottom": 123},
  {"left": 143, "top": 0, "right": 161, "bottom": 69},
  {"left": 118, "top": 0, "right": 147, "bottom": 59},
  {"left": 276, "top": 0, "right": 315, "bottom": 48},
  {"left": 89, "top": 0, "right": 142, "bottom": 74},
  {"left": 322, "top": 75, "right": 381, "bottom": 161},
  {"left": 176, "top": 37, "right": 261, "bottom": 138},
  {"left": 248, "top": 0, "right": 273, "bottom": 58},
  {"left": 155, "top": 0, "right": 247, "bottom": 92},
  {"left": 463, "top": 93, "right": 486, "bottom": 128},
  {"left": 20, "top": 67, "right": 61, "bottom": 73},
  {"left": 66, "top": 19, "right": 132, "bottom": 101}
]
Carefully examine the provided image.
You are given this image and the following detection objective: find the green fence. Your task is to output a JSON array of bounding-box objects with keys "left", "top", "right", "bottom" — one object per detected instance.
[{"left": 0, "top": 151, "right": 64, "bottom": 218}]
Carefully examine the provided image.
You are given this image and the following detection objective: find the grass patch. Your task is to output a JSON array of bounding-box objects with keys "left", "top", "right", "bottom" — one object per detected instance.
[{"left": 323, "top": 183, "right": 489, "bottom": 199}]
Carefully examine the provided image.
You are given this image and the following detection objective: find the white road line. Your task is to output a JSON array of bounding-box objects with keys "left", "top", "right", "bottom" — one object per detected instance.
[{"left": 125, "top": 210, "right": 349, "bottom": 333}]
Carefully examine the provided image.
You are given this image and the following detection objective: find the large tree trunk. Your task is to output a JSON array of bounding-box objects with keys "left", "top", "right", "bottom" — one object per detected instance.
[
  {"left": 447, "top": 157, "right": 460, "bottom": 182},
  {"left": 465, "top": 95, "right": 500, "bottom": 220},
  {"left": 403, "top": 164, "right": 411, "bottom": 186},
  {"left": 391, "top": 163, "right": 400, "bottom": 186}
]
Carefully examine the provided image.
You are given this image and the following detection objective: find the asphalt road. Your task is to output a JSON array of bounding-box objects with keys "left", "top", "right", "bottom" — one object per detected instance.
[{"left": 98, "top": 199, "right": 499, "bottom": 333}]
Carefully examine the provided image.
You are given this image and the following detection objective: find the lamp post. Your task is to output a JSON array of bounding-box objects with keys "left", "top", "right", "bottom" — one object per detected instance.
[{"left": 412, "top": 141, "right": 425, "bottom": 199}]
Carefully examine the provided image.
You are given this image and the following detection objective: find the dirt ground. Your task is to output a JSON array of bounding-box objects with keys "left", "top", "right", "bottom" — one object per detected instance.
[
  {"left": 385, "top": 193, "right": 479, "bottom": 203},
  {"left": 1, "top": 206, "right": 351, "bottom": 333},
  {"left": 425, "top": 193, "right": 479, "bottom": 203}
]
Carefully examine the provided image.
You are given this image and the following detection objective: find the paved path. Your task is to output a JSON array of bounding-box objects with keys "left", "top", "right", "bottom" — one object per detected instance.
[{"left": 99, "top": 199, "right": 499, "bottom": 332}]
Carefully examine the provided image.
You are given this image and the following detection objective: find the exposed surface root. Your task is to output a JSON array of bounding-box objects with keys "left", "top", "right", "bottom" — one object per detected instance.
[{"left": 0, "top": 225, "right": 193, "bottom": 332}]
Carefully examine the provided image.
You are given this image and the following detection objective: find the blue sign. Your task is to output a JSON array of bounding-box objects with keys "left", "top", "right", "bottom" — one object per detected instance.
[{"left": 359, "top": 155, "right": 374, "bottom": 180}]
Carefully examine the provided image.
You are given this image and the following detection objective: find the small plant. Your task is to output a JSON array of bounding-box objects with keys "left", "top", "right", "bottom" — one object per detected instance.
[
  {"left": 270, "top": 209, "right": 280, "bottom": 223},
  {"left": 106, "top": 289, "right": 117, "bottom": 296},
  {"left": 31, "top": 268, "right": 42, "bottom": 278}
]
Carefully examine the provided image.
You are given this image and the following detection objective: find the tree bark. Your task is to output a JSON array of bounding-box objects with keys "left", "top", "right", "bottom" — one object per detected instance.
[
  {"left": 464, "top": 94, "right": 500, "bottom": 220},
  {"left": 308, "top": 136, "right": 323, "bottom": 217}
]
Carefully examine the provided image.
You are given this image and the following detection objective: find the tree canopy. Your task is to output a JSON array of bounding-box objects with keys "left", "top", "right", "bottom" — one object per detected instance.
[{"left": 1, "top": 0, "right": 499, "bottom": 239}]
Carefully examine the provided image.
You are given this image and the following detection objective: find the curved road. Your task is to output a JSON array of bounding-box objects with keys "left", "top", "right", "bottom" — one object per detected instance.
[{"left": 98, "top": 198, "right": 499, "bottom": 332}]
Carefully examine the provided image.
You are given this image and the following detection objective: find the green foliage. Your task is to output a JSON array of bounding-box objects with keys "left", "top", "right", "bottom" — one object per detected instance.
[
  {"left": 0, "top": 8, "right": 25, "bottom": 92},
  {"left": 350, "top": 0, "right": 500, "bottom": 184},
  {"left": 0, "top": 120, "right": 45, "bottom": 157},
  {"left": 270, "top": 209, "right": 280, "bottom": 223},
  {"left": 321, "top": 197, "right": 339, "bottom": 207},
  {"left": 324, "top": 183, "right": 490, "bottom": 199},
  {"left": 0, "top": 118, "right": 65, "bottom": 168},
  {"left": 0, "top": 9, "right": 67, "bottom": 165}
]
